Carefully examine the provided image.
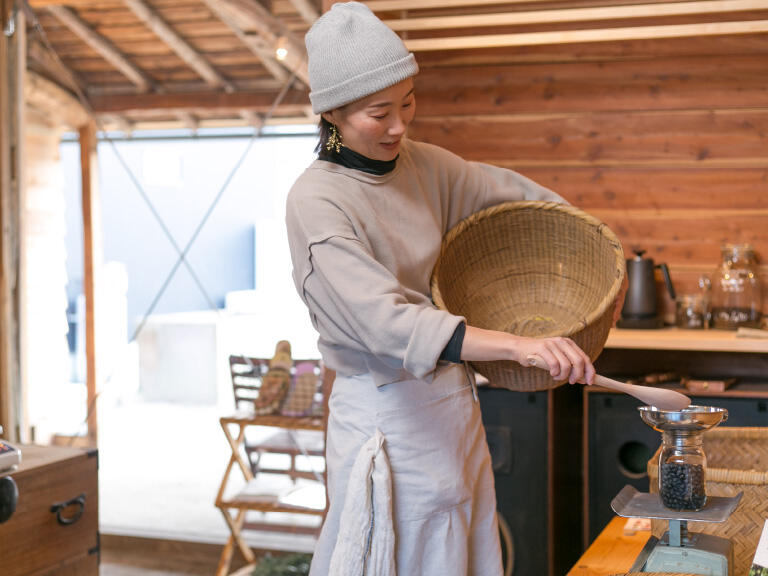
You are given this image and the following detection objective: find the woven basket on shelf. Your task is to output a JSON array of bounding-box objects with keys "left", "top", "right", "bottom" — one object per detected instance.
[
  {"left": 431, "top": 201, "right": 625, "bottom": 391},
  {"left": 647, "top": 427, "right": 768, "bottom": 576}
]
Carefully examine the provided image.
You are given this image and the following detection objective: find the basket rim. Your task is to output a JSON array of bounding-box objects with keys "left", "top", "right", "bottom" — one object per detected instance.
[
  {"left": 430, "top": 200, "right": 626, "bottom": 338},
  {"left": 648, "top": 429, "right": 768, "bottom": 485}
]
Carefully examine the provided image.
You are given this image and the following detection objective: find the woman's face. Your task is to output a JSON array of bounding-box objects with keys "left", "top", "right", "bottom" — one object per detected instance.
[{"left": 324, "top": 78, "right": 416, "bottom": 162}]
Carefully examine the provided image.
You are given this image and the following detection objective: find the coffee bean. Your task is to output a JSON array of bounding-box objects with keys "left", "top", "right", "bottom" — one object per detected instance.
[{"left": 660, "top": 462, "right": 706, "bottom": 510}]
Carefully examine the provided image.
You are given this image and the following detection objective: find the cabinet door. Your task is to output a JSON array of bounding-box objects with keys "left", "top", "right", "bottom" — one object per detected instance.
[{"left": 0, "top": 448, "right": 99, "bottom": 576}]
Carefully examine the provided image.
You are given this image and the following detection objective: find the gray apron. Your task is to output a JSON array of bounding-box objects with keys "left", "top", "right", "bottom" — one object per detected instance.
[{"left": 310, "top": 363, "right": 503, "bottom": 576}]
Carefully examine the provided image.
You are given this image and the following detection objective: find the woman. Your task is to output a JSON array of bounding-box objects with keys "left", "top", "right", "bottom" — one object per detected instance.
[{"left": 286, "top": 3, "right": 596, "bottom": 574}]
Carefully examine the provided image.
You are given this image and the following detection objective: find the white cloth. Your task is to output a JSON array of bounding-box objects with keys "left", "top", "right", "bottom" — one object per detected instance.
[
  {"left": 328, "top": 429, "right": 395, "bottom": 576},
  {"left": 310, "top": 363, "right": 502, "bottom": 576}
]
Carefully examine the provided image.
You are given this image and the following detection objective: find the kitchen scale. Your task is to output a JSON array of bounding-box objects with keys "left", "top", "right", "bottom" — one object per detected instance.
[
  {"left": 612, "top": 485, "right": 741, "bottom": 575},
  {"left": 610, "top": 405, "right": 741, "bottom": 576}
]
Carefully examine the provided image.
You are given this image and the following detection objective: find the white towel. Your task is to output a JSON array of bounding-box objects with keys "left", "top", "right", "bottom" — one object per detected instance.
[{"left": 329, "top": 428, "right": 395, "bottom": 576}]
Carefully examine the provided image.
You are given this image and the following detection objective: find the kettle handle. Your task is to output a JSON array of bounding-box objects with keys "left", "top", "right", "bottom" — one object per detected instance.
[{"left": 657, "top": 263, "right": 676, "bottom": 301}]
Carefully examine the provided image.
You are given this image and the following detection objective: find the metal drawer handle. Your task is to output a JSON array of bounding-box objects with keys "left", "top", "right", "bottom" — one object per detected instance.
[{"left": 50, "top": 493, "right": 86, "bottom": 526}]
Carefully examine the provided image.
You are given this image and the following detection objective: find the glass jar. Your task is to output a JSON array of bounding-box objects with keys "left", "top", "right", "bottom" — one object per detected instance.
[
  {"left": 710, "top": 243, "right": 762, "bottom": 330},
  {"left": 658, "top": 431, "right": 707, "bottom": 511},
  {"left": 675, "top": 293, "right": 709, "bottom": 329}
]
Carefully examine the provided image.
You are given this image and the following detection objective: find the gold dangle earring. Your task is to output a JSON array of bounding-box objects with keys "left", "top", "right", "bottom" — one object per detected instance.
[{"left": 326, "top": 123, "right": 343, "bottom": 153}]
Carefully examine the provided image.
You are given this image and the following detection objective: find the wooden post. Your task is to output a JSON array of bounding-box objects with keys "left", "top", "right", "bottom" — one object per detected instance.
[
  {"left": 0, "top": 0, "right": 22, "bottom": 442},
  {"left": 79, "top": 123, "right": 101, "bottom": 444},
  {"left": 0, "top": 0, "right": 11, "bottom": 440},
  {"left": 13, "top": 1, "right": 26, "bottom": 443}
]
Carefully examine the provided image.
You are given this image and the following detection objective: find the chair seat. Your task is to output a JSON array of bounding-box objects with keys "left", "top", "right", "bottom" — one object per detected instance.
[{"left": 244, "top": 426, "right": 325, "bottom": 455}]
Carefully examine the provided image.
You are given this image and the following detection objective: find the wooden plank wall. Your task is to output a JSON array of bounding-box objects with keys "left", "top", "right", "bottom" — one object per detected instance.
[{"left": 410, "top": 34, "right": 768, "bottom": 321}]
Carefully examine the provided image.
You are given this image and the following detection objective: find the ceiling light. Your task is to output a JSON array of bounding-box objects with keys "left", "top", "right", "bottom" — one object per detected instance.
[{"left": 275, "top": 37, "right": 288, "bottom": 61}]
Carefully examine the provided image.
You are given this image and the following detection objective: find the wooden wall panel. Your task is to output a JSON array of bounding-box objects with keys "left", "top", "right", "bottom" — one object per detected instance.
[
  {"left": 514, "top": 168, "right": 768, "bottom": 210},
  {"left": 412, "top": 110, "right": 768, "bottom": 164},
  {"left": 410, "top": 35, "right": 768, "bottom": 323},
  {"left": 414, "top": 57, "right": 768, "bottom": 115}
]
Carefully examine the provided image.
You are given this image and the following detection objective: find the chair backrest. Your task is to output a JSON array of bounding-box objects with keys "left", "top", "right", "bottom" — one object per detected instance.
[{"left": 229, "top": 354, "right": 324, "bottom": 414}]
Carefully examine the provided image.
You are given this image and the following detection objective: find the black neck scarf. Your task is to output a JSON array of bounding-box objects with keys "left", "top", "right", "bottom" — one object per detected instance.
[{"left": 322, "top": 145, "right": 398, "bottom": 175}]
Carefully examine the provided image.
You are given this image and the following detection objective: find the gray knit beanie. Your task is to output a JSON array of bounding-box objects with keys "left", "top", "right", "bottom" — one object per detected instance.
[{"left": 306, "top": 2, "right": 419, "bottom": 114}]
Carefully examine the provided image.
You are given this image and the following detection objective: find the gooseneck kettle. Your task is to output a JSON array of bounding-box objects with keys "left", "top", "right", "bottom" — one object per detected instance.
[{"left": 618, "top": 250, "right": 676, "bottom": 329}]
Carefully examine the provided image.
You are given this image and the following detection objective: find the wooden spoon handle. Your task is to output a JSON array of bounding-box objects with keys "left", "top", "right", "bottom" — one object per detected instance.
[{"left": 525, "top": 355, "right": 691, "bottom": 411}]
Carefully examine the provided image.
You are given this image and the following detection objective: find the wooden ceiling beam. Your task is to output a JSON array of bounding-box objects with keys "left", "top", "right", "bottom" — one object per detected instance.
[
  {"left": 287, "top": 0, "right": 320, "bottom": 24},
  {"left": 384, "top": 0, "right": 768, "bottom": 31},
  {"left": 88, "top": 88, "right": 310, "bottom": 114},
  {"left": 46, "top": 5, "right": 154, "bottom": 92},
  {"left": 28, "top": 0, "right": 119, "bottom": 6},
  {"left": 100, "top": 113, "right": 133, "bottom": 135},
  {"left": 201, "top": 0, "right": 309, "bottom": 86},
  {"left": 404, "top": 18, "right": 768, "bottom": 50},
  {"left": 175, "top": 111, "right": 199, "bottom": 131},
  {"left": 303, "top": 105, "right": 317, "bottom": 122},
  {"left": 239, "top": 109, "right": 264, "bottom": 130},
  {"left": 120, "top": 0, "right": 235, "bottom": 92},
  {"left": 27, "top": 39, "right": 88, "bottom": 97},
  {"left": 202, "top": 0, "right": 291, "bottom": 84}
]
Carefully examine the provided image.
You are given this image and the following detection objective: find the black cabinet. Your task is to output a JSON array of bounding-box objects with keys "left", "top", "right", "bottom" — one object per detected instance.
[{"left": 479, "top": 384, "right": 582, "bottom": 576}]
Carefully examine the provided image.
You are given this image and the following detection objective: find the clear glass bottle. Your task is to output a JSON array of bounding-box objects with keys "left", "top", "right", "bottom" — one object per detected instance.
[
  {"left": 658, "top": 431, "right": 707, "bottom": 511},
  {"left": 710, "top": 243, "right": 762, "bottom": 330}
]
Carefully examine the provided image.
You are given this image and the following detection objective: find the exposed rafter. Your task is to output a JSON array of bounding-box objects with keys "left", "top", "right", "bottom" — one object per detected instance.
[
  {"left": 201, "top": 0, "right": 290, "bottom": 84},
  {"left": 88, "top": 88, "right": 310, "bottom": 115},
  {"left": 287, "top": 0, "right": 320, "bottom": 25},
  {"left": 46, "top": 5, "right": 154, "bottom": 92},
  {"left": 175, "top": 110, "right": 199, "bottom": 131},
  {"left": 27, "top": 39, "right": 87, "bottom": 98},
  {"left": 200, "top": 0, "right": 309, "bottom": 86},
  {"left": 101, "top": 113, "right": 134, "bottom": 135},
  {"left": 239, "top": 109, "right": 264, "bottom": 130},
  {"left": 303, "top": 105, "right": 317, "bottom": 123},
  {"left": 120, "top": 0, "right": 235, "bottom": 92}
]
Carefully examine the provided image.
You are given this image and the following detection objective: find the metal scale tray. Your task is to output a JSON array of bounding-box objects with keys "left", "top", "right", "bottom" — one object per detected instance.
[{"left": 611, "top": 484, "right": 742, "bottom": 522}]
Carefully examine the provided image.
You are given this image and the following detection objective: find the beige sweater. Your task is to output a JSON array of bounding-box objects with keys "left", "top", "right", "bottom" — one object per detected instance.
[{"left": 285, "top": 139, "right": 564, "bottom": 386}]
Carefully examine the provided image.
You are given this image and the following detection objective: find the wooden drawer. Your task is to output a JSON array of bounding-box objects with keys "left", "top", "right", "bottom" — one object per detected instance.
[{"left": 0, "top": 444, "right": 99, "bottom": 576}]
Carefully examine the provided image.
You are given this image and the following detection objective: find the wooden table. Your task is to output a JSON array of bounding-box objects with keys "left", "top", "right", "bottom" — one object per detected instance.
[{"left": 568, "top": 517, "right": 652, "bottom": 576}]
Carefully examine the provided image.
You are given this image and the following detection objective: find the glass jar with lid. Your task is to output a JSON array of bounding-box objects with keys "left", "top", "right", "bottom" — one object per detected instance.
[
  {"left": 658, "top": 431, "right": 707, "bottom": 511},
  {"left": 710, "top": 243, "right": 762, "bottom": 330}
]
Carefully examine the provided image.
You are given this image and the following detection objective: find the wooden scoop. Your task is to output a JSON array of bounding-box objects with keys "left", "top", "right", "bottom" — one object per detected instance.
[{"left": 526, "top": 355, "right": 691, "bottom": 411}]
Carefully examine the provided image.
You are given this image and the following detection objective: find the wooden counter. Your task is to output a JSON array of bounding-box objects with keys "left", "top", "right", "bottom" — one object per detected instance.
[
  {"left": 605, "top": 327, "right": 768, "bottom": 353},
  {"left": 568, "top": 516, "right": 651, "bottom": 576}
]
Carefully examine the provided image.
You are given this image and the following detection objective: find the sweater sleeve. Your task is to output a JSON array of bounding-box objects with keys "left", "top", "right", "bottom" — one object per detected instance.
[
  {"left": 301, "top": 235, "right": 463, "bottom": 380},
  {"left": 470, "top": 160, "right": 568, "bottom": 208},
  {"left": 411, "top": 142, "right": 568, "bottom": 226},
  {"left": 286, "top": 185, "right": 464, "bottom": 381}
]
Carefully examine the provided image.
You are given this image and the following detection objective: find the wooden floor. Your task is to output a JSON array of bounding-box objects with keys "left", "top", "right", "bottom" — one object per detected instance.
[
  {"left": 99, "top": 534, "right": 253, "bottom": 576},
  {"left": 101, "top": 565, "right": 205, "bottom": 576}
]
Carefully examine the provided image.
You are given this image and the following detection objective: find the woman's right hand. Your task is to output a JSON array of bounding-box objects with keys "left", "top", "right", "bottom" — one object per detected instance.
[
  {"left": 511, "top": 335, "right": 595, "bottom": 385},
  {"left": 460, "top": 325, "right": 595, "bottom": 385}
]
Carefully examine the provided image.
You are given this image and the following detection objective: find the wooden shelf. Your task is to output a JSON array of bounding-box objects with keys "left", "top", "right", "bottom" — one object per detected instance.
[{"left": 605, "top": 327, "right": 768, "bottom": 353}]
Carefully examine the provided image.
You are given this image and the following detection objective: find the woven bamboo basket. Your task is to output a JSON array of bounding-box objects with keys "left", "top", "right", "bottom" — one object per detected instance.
[
  {"left": 647, "top": 427, "right": 768, "bottom": 576},
  {"left": 431, "top": 201, "right": 625, "bottom": 391}
]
